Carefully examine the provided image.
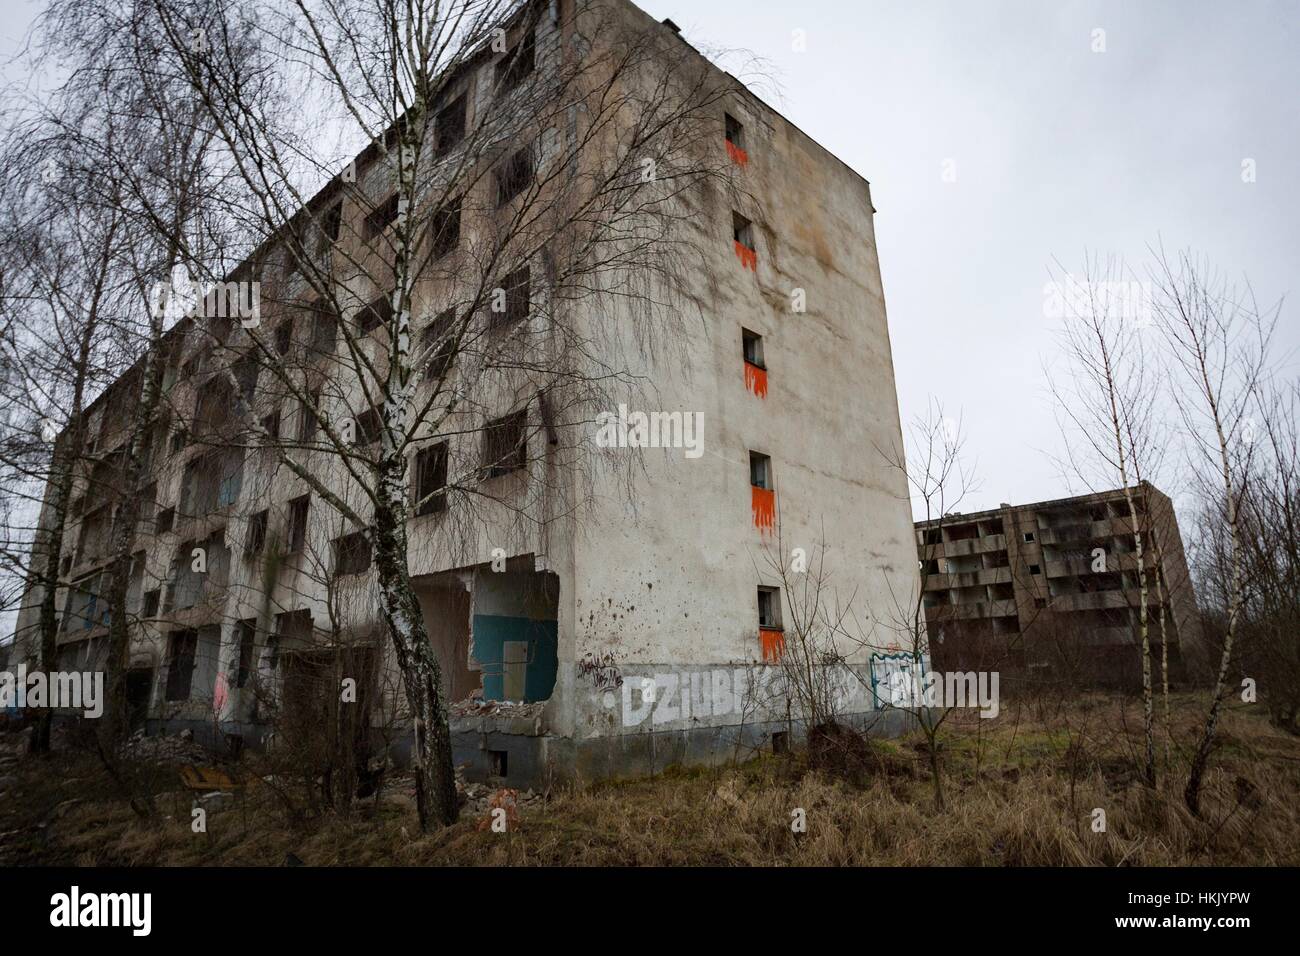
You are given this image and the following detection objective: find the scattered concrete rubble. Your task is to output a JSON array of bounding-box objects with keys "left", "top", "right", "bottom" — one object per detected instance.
[
  {"left": 450, "top": 697, "right": 546, "bottom": 720},
  {"left": 117, "top": 729, "right": 209, "bottom": 765}
]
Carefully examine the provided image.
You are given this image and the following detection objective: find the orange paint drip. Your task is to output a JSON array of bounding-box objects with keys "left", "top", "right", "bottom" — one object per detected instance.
[
  {"left": 759, "top": 627, "right": 785, "bottom": 662},
  {"left": 725, "top": 139, "right": 749, "bottom": 167},
  {"left": 734, "top": 240, "right": 757, "bottom": 271},
  {"left": 744, "top": 361, "right": 768, "bottom": 398},
  {"left": 752, "top": 485, "right": 775, "bottom": 534}
]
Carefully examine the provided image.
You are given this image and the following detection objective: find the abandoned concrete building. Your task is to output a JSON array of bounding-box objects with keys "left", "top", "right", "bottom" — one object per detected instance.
[
  {"left": 10, "top": 0, "right": 921, "bottom": 785},
  {"left": 915, "top": 482, "right": 1202, "bottom": 688}
]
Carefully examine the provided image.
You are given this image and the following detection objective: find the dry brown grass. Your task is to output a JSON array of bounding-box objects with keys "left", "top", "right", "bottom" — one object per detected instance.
[{"left": 3, "top": 691, "right": 1298, "bottom": 866}]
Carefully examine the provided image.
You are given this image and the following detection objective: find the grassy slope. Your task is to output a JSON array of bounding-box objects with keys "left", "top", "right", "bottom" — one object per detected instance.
[{"left": 2, "top": 691, "right": 1297, "bottom": 866}]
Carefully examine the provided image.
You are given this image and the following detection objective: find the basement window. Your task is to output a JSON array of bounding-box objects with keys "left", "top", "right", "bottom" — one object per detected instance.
[
  {"left": 757, "top": 586, "right": 782, "bottom": 629},
  {"left": 1029, "top": 563, "right": 1041, "bottom": 575},
  {"left": 749, "top": 451, "right": 772, "bottom": 490},
  {"left": 742, "top": 328, "right": 764, "bottom": 368},
  {"left": 482, "top": 410, "right": 527, "bottom": 479},
  {"left": 488, "top": 749, "right": 509, "bottom": 778},
  {"left": 333, "top": 530, "right": 373, "bottom": 576},
  {"left": 1023, "top": 532, "right": 1035, "bottom": 543}
]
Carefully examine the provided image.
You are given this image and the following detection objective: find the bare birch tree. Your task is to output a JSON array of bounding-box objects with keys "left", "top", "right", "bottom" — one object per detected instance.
[{"left": 1149, "top": 246, "right": 1279, "bottom": 815}]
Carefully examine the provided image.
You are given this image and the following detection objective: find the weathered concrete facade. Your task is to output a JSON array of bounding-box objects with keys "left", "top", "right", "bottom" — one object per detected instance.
[{"left": 11, "top": 1, "right": 920, "bottom": 786}]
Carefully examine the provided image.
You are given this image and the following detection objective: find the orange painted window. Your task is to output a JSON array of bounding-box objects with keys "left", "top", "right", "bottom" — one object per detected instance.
[
  {"left": 744, "top": 361, "right": 767, "bottom": 398},
  {"left": 725, "top": 138, "right": 749, "bottom": 167},
  {"left": 752, "top": 485, "right": 775, "bottom": 534},
  {"left": 734, "top": 240, "right": 757, "bottom": 271},
  {"left": 759, "top": 627, "right": 785, "bottom": 662}
]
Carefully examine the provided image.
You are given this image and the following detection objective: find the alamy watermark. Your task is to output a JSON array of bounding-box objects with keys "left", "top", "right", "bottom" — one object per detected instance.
[
  {"left": 595, "top": 404, "right": 704, "bottom": 459},
  {"left": 0, "top": 665, "right": 104, "bottom": 718}
]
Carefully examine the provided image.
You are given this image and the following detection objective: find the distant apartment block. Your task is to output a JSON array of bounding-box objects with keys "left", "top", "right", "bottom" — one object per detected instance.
[{"left": 915, "top": 482, "right": 1201, "bottom": 687}]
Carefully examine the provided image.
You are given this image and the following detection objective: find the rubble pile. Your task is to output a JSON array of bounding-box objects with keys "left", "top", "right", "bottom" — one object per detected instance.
[
  {"left": 449, "top": 697, "right": 545, "bottom": 719},
  {"left": 450, "top": 764, "right": 544, "bottom": 819},
  {"left": 117, "top": 728, "right": 209, "bottom": 764}
]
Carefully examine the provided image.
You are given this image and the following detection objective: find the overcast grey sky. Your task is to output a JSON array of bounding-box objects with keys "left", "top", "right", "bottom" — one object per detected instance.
[
  {"left": 2, "top": 0, "right": 1297, "bottom": 520},
  {"left": 634, "top": 0, "right": 1300, "bottom": 514}
]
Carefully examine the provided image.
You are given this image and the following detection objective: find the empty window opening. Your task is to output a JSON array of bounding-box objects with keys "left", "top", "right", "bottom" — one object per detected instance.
[
  {"left": 772, "top": 730, "right": 789, "bottom": 755},
  {"left": 359, "top": 292, "right": 394, "bottom": 334},
  {"left": 235, "top": 619, "right": 257, "bottom": 688},
  {"left": 495, "top": 146, "right": 535, "bottom": 206},
  {"left": 423, "top": 308, "right": 457, "bottom": 377},
  {"left": 299, "top": 390, "right": 320, "bottom": 442},
  {"left": 333, "top": 530, "right": 373, "bottom": 576},
  {"left": 725, "top": 113, "right": 748, "bottom": 166},
  {"left": 354, "top": 405, "right": 383, "bottom": 447},
  {"left": 482, "top": 410, "right": 528, "bottom": 478},
  {"left": 429, "top": 196, "right": 462, "bottom": 259},
  {"left": 757, "top": 586, "right": 782, "bottom": 629},
  {"left": 365, "top": 192, "right": 399, "bottom": 238},
  {"left": 749, "top": 451, "right": 772, "bottom": 490},
  {"left": 309, "top": 303, "right": 338, "bottom": 355},
  {"left": 757, "top": 585, "right": 784, "bottom": 660},
  {"left": 742, "top": 329, "right": 767, "bottom": 397},
  {"left": 495, "top": 28, "right": 535, "bottom": 92},
  {"left": 165, "top": 630, "right": 198, "bottom": 701},
  {"left": 490, "top": 266, "right": 530, "bottom": 329},
  {"left": 725, "top": 113, "right": 744, "bottom": 149},
  {"left": 322, "top": 202, "right": 343, "bottom": 243},
  {"left": 488, "top": 749, "right": 509, "bottom": 778},
  {"left": 435, "top": 95, "right": 467, "bottom": 156},
  {"left": 732, "top": 212, "right": 754, "bottom": 250},
  {"left": 246, "top": 509, "right": 269, "bottom": 556},
  {"left": 732, "top": 212, "right": 757, "bottom": 270},
  {"left": 414, "top": 442, "right": 449, "bottom": 516},
  {"left": 1023, "top": 532, "right": 1035, "bottom": 543},
  {"left": 286, "top": 494, "right": 310, "bottom": 554},
  {"left": 260, "top": 407, "right": 281, "bottom": 441}
]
